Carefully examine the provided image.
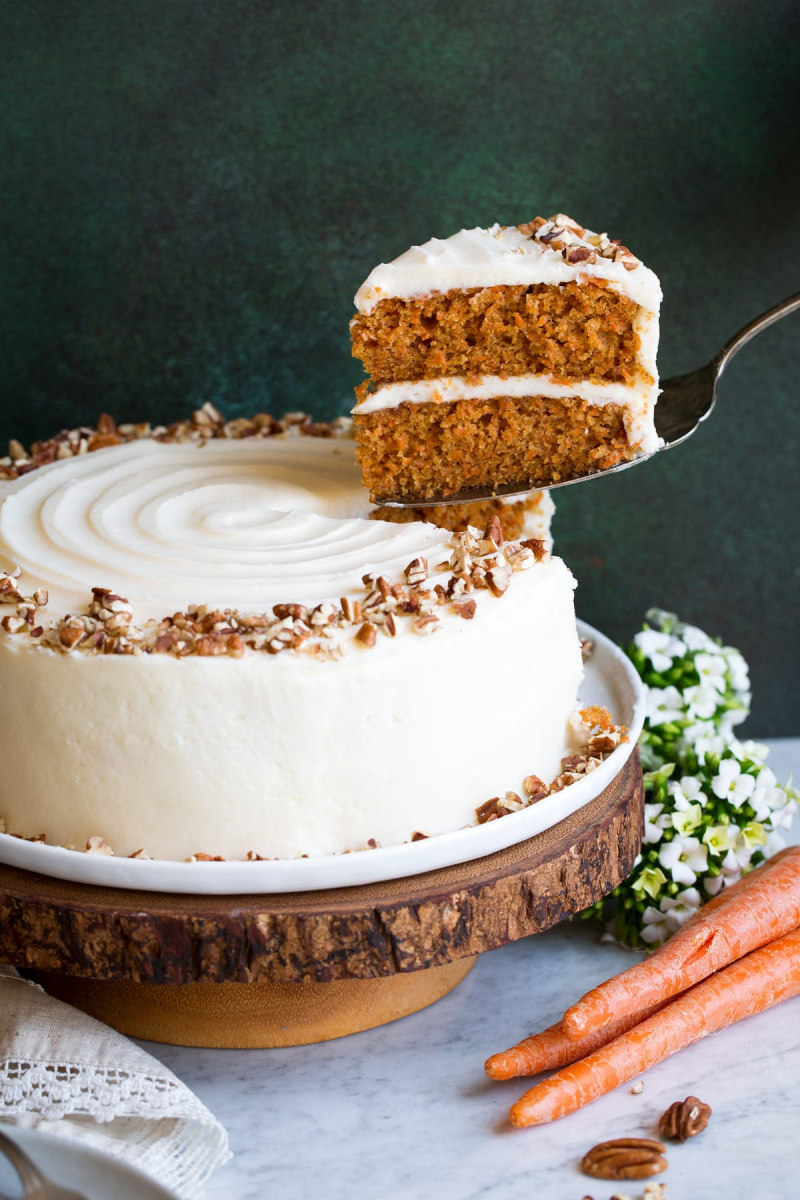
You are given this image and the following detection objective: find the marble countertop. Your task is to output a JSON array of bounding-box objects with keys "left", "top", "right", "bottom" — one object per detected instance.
[{"left": 149, "top": 739, "right": 800, "bottom": 1200}]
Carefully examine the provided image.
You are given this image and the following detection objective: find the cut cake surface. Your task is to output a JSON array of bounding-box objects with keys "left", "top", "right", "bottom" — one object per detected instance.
[{"left": 351, "top": 215, "right": 662, "bottom": 501}]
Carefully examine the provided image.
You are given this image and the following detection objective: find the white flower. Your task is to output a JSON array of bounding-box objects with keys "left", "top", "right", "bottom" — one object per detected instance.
[
  {"left": 641, "top": 905, "right": 671, "bottom": 945},
  {"left": 724, "top": 650, "right": 750, "bottom": 694},
  {"left": 711, "top": 759, "right": 755, "bottom": 803},
  {"left": 668, "top": 775, "right": 706, "bottom": 809},
  {"left": 658, "top": 836, "right": 708, "bottom": 886},
  {"left": 765, "top": 830, "right": 787, "bottom": 857},
  {"left": 681, "top": 625, "right": 715, "bottom": 652},
  {"left": 764, "top": 797, "right": 798, "bottom": 831},
  {"left": 750, "top": 771, "right": 785, "bottom": 821},
  {"left": 694, "top": 652, "right": 728, "bottom": 694},
  {"left": 683, "top": 684, "right": 719, "bottom": 720},
  {"left": 635, "top": 630, "right": 687, "bottom": 673},
  {"left": 694, "top": 732, "right": 728, "bottom": 762},
  {"left": 736, "top": 822, "right": 767, "bottom": 857},
  {"left": 647, "top": 685, "right": 685, "bottom": 725},
  {"left": 704, "top": 868, "right": 744, "bottom": 895},
  {"left": 718, "top": 847, "right": 743, "bottom": 886},
  {"left": 720, "top": 707, "right": 749, "bottom": 735},
  {"left": 683, "top": 721, "right": 728, "bottom": 762},
  {"left": 683, "top": 719, "right": 715, "bottom": 746},
  {"left": 660, "top": 886, "right": 703, "bottom": 932},
  {"left": 644, "top": 802, "right": 668, "bottom": 844},
  {"left": 730, "top": 739, "right": 769, "bottom": 765},
  {"left": 703, "top": 823, "right": 739, "bottom": 856},
  {"left": 671, "top": 803, "right": 704, "bottom": 836}
]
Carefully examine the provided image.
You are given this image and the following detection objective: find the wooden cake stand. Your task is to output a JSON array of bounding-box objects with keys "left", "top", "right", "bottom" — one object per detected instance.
[{"left": 0, "top": 751, "right": 642, "bottom": 1048}]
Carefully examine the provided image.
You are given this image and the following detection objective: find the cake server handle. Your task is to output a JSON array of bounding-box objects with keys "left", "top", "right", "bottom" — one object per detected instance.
[{"left": 714, "top": 290, "right": 800, "bottom": 378}]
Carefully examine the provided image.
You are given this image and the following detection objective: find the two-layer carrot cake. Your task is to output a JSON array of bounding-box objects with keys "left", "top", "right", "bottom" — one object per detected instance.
[{"left": 351, "top": 214, "right": 662, "bottom": 502}]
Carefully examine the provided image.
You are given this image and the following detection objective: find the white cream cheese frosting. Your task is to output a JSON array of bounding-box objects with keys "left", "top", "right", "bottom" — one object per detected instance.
[
  {"left": 354, "top": 222, "right": 662, "bottom": 315},
  {"left": 0, "top": 437, "right": 554, "bottom": 621},
  {"left": 0, "top": 439, "right": 454, "bottom": 622},
  {"left": 0, "top": 435, "right": 579, "bottom": 861}
]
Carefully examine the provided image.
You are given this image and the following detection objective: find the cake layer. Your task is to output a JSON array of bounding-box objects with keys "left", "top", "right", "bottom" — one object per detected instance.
[
  {"left": 354, "top": 371, "right": 658, "bottom": 455},
  {"left": 355, "top": 396, "right": 633, "bottom": 502},
  {"left": 350, "top": 282, "right": 642, "bottom": 386},
  {"left": 0, "top": 427, "right": 579, "bottom": 861}
]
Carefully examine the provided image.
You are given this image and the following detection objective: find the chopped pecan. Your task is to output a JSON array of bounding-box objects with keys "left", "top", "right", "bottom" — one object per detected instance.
[
  {"left": 520, "top": 537, "right": 547, "bottom": 561},
  {"left": 413, "top": 613, "right": 439, "bottom": 635},
  {"left": 1, "top": 614, "right": 27, "bottom": 633},
  {"left": 485, "top": 565, "right": 511, "bottom": 597},
  {"left": 355, "top": 622, "right": 377, "bottom": 648},
  {"left": 404, "top": 557, "right": 428, "bottom": 586},
  {"left": 59, "top": 625, "right": 86, "bottom": 649},
  {"left": 564, "top": 245, "right": 597, "bottom": 265},
  {"left": 523, "top": 774, "right": 549, "bottom": 801},
  {"left": 475, "top": 797, "right": 502, "bottom": 824},
  {"left": 86, "top": 836, "right": 114, "bottom": 856},
  {"left": 476, "top": 791, "right": 524, "bottom": 823},
  {"left": 482, "top": 513, "right": 504, "bottom": 547},
  {"left": 548, "top": 213, "right": 586, "bottom": 237},
  {"left": 340, "top": 596, "right": 363, "bottom": 624},
  {"left": 273, "top": 602, "right": 309, "bottom": 623}
]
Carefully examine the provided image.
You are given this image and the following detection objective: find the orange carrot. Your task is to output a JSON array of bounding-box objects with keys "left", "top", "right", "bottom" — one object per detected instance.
[
  {"left": 484, "top": 861, "right": 764, "bottom": 1082},
  {"left": 562, "top": 846, "right": 800, "bottom": 1043},
  {"left": 485, "top": 1002, "right": 669, "bottom": 1080},
  {"left": 510, "top": 925, "right": 800, "bottom": 1127}
]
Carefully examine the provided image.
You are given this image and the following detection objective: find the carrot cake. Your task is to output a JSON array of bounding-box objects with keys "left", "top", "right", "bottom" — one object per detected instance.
[
  {"left": 0, "top": 408, "right": 595, "bottom": 863},
  {"left": 351, "top": 215, "right": 662, "bottom": 503}
]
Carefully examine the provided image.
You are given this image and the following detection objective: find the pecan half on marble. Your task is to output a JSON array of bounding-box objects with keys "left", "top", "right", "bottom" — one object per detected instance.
[
  {"left": 659, "top": 1095, "right": 712, "bottom": 1142},
  {"left": 581, "top": 1137, "right": 667, "bottom": 1180}
]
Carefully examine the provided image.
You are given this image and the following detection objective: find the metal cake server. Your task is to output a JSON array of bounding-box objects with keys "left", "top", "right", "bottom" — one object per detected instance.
[{"left": 376, "top": 290, "right": 800, "bottom": 507}]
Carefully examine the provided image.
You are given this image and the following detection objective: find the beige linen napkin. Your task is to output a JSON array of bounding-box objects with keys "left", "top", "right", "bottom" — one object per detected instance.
[{"left": 0, "top": 966, "right": 230, "bottom": 1197}]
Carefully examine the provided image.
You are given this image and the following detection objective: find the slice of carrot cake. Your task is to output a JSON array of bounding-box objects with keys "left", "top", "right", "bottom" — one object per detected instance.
[{"left": 351, "top": 215, "right": 662, "bottom": 503}]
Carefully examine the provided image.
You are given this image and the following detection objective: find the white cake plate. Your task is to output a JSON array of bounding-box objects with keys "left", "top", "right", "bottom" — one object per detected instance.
[{"left": 0, "top": 620, "right": 644, "bottom": 894}]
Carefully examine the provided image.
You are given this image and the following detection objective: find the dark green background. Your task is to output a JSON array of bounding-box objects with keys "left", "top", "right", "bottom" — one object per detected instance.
[{"left": 2, "top": 1, "right": 798, "bottom": 732}]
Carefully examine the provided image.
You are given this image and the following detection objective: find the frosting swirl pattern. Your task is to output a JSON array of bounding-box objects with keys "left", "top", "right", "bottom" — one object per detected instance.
[{"left": 0, "top": 439, "right": 452, "bottom": 620}]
